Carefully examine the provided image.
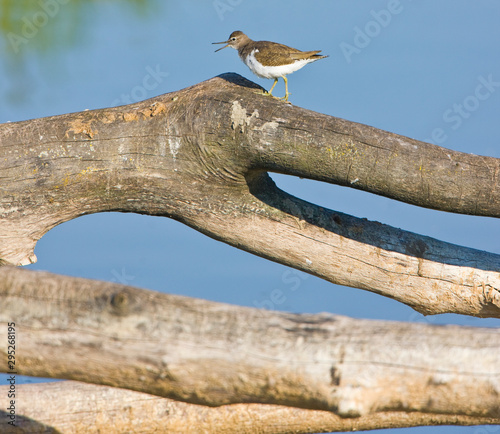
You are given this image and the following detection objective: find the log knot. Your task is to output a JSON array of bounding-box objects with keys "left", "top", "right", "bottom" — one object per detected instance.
[{"left": 110, "top": 291, "right": 130, "bottom": 316}]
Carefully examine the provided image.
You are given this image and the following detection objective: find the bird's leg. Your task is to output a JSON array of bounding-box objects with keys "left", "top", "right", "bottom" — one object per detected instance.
[
  {"left": 266, "top": 78, "right": 278, "bottom": 97},
  {"left": 279, "top": 76, "right": 291, "bottom": 101}
]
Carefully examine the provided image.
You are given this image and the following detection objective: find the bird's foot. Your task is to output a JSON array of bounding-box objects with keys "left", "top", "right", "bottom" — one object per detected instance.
[
  {"left": 256, "top": 89, "right": 292, "bottom": 103},
  {"left": 278, "top": 92, "right": 292, "bottom": 103},
  {"left": 255, "top": 89, "right": 275, "bottom": 98},
  {"left": 262, "top": 90, "right": 280, "bottom": 100}
]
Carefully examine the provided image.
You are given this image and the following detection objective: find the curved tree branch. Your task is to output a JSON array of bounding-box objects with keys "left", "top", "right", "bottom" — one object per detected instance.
[
  {"left": 0, "top": 74, "right": 499, "bottom": 316},
  {"left": 0, "top": 267, "right": 499, "bottom": 426}
]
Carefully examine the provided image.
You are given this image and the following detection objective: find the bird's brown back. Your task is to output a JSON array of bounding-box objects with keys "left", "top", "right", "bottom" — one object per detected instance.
[{"left": 239, "top": 40, "right": 325, "bottom": 67}]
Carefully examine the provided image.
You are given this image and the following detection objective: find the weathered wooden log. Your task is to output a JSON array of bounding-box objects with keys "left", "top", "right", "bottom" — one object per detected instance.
[
  {"left": 0, "top": 381, "right": 498, "bottom": 433},
  {"left": 1, "top": 267, "right": 498, "bottom": 425},
  {"left": 0, "top": 74, "right": 498, "bottom": 316}
]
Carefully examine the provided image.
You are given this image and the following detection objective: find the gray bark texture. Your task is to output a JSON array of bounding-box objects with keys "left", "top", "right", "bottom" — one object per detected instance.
[
  {"left": 0, "top": 381, "right": 498, "bottom": 434},
  {"left": 0, "top": 73, "right": 499, "bottom": 317},
  {"left": 0, "top": 74, "right": 499, "bottom": 432},
  {"left": 0, "top": 267, "right": 499, "bottom": 432}
]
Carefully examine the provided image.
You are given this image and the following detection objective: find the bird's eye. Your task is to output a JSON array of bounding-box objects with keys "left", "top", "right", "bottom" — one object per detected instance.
[{"left": 231, "top": 38, "right": 236, "bottom": 41}]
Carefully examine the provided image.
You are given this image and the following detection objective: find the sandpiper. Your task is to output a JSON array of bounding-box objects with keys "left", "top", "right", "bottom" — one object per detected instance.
[{"left": 213, "top": 31, "right": 328, "bottom": 101}]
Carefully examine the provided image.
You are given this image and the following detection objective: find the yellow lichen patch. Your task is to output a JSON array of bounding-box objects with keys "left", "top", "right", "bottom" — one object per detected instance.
[
  {"left": 122, "top": 102, "right": 168, "bottom": 122},
  {"left": 54, "top": 167, "right": 98, "bottom": 190},
  {"left": 53, "top": 173, "right": 71, "bottom": 190},
  {"left": 65, "top": 118, "right": 97, "bottom": 139},
  {"left": 100, "top": 112, "right": 117, "bottom": 124},
  {"left": 79, "top": 167, "right": 96, "bottom": 176},
  {"left": 123, "top": 112, "right": 139, "bottom": 122},
  {"left": 326, "top": 139, "right": 361, "bottom": 160},
  {"left": 140, "top": 102, "right": 166, "bottom": 118}
]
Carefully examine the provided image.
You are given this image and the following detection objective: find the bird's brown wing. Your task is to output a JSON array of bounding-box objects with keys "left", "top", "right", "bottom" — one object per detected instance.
[
  {"left": 289, "top": 50, "right": 323, "bottom": 60},
  {"left": 253, "top": 41, "right": 321, "bottom": 66}
]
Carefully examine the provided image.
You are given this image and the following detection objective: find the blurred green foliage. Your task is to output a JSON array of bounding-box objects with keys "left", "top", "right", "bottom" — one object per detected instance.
[
  {"left": 0, "top": 0, "right": 151, "bottom": 56},
  {"left": 0, "top": 0, "right": 154, "bottom": 106}
]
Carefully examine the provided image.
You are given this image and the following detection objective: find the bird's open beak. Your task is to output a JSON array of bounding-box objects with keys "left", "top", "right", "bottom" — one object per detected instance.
[{"left": 212, "top": 40, "right": 230, "bottom": 52}]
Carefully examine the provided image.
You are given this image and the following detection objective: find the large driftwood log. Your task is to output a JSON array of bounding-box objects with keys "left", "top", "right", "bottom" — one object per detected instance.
[
  {"left": 0, "top": 73, "right": 499, "bottom": 317},
  {"left": 0, "top": 381, "right": 498, "bottom": 434},
  {"left": 0, "top": 266, "right": 499, "bottom": 429}
]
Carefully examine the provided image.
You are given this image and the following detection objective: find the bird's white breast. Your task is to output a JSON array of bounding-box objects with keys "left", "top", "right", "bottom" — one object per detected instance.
[{"left": 242, "top": 49, "right": 313, "bottom": 79}]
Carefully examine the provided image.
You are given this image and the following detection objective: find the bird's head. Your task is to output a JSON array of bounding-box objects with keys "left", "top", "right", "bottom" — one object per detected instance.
[{"left": 213, "top": 31, "right": 248, "bottom": 52}]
